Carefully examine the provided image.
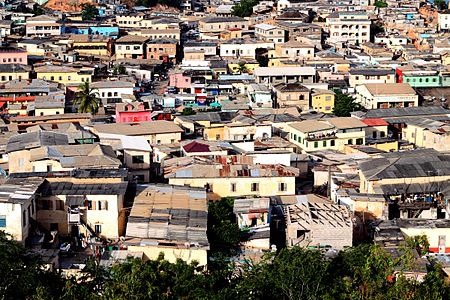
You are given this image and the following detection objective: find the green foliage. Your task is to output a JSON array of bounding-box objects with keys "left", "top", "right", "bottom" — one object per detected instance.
[
  {"left": 0, "top": 231, "right": 64, "bottom": 299},
  {"left": 232, "top": 0, "right": 259, "bottom": 17},
  {"left": 180, "top": 107, "right": 196, "bottom": 115},
  {"left": 237, "top": 247, "right": 330, "bottom": 299},
  {"left": 374, "top": 0, "right": 388, "bottom": 8},
  {"left": 2, "top": 229, "right": 450, "bottom": 300},
  {"left": 237, "top": 61, "right": 248, "bottom": 74},
  {"left": 333, "top": 92, "right": 364, "bottom": 117},
  {"left": 434, "top": 0, "right": 447, "bottom": 10},
  {"left": 81, "top": 4, "right": 99, "bottom": 21},
  {"left": 406, "top": 235, "right": 430, "bottom": 256},
  {"left": 112, "top": 64, "right": 127, "bottom": 75},
  {"left": 208, "top": 198, "right": 241, "bottom": 253},
  {"left": 73, "top": 81, "right": 100, "bottom": 114}
]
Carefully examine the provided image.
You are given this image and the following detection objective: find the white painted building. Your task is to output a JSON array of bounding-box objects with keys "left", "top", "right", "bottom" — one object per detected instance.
[
  {"left": 25, "top": 15, "right": 61, "bottom": 37},
  {"left": 220, "top": 40, "right": 275, "bottom": 59},
  {"left": 254, "top": 23, "right": 285, "bottom": 43},
  {"left": 0, "top": 178, "right": 42, "bottom": 244},
  {"left": 326, "top": 11, "right": 371, "bottom": 47},
  {"left": 355, "top": 83, "right": 418, "bottom": 109},
  {"left": 90, "top": 80, "right": 135, "bottom": 107},
  {"left": 438, "top": 10, "right": 450, "bottom": 31}
]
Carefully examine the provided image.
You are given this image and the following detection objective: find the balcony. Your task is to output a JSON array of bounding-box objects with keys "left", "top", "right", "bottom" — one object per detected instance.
[{"left": 305, "top": 131, "right": 336, "bottom": 141}]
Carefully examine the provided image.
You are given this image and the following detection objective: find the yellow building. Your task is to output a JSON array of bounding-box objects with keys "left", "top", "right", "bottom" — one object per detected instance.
[
  {"left": 310, "top": 89, "right": 335, "bottom": 113},
  {"left": 35, "top": 65, "right": 92, "bottom": 86},
  {"left": 125, "top": 184, "right": 209, "bottom": 266},
  {"left": 288, "top": 117, "right": 367, "bottom": 152},
  {"left": 165, "top": 157, "right": 298, "bottom": 198},
  {"left": 402, "top": 118, "right": 450, "bottom": 152},
  {"left": 69, "top": 34, "right": 112, "bottom": 57},
  {"left": 0, "top": 64, "right": 30, "bottom": 82}
]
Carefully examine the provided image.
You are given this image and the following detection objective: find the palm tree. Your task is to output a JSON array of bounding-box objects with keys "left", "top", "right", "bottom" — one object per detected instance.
[
  {"left": 73, "top": 81, "right": 100, "bottom": 114},
  {"left": 237, "top": 61, "right": 248, "bottom": 74}
]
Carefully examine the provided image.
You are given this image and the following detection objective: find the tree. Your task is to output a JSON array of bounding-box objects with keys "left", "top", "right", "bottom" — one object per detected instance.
[
  {"left": 374, "top": 0, "right": 388, "bottom": 8},
  {"left": 237, "top": 61, "right": 248, "bottom": 74},
  {"left": 113, "top": 64, "right": 127, "bottom": 75},
  {"left": 81, "top": 3, "right": 99, "bottom": 21},
  {"left": 333, "top": 92, "right": 364, "bottom": 117},
  {"left": 434, "top": 0, "right": 447, "bottom": 10},
  {"left": 232, "top": 0, "right": 259, "bottom": 17},
  {"left": 208, "top": 198, "right": 240, "bottom": 254},
  {"left": 73, "top": 81, "right": 101, "bottom": 114},
  {"left": 0, "top": 232, "right": 64, "bottom": 299}
]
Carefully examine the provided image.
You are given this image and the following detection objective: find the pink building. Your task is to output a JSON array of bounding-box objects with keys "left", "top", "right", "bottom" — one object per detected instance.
[
  {"left": 115, "top": 101, "right": 152, "bottom": 123},
  {"left": 0, "top": 47, "right": 27, "bottom": 65},
  {"left": 169, "top": 71, "right": 191, "bottom": 90}
]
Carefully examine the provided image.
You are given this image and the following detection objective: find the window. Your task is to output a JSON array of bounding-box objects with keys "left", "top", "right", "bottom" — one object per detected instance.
[
  {"left": 331, "top": 140, "right": 335, "bottom": 146},
  {"left": 356, "top": 138, "right": 363, "bottom": 145},
  {"left": 279, "top": 182, "right": 287, "bottom": 192},
  {"left": 314, "top": 141, "right": 318, "bottom": 148},
  {"left": 132, "top": 155, "right": 145, "bottom": 164},
  {"left": 251, "top": 183, "right": 259, "bottom": 192},
  {"left": 86, "top": 200, "right": 93, "bottom": 210},
  {"left": 46, "top": 164, "right": 52, "bottom": 172},
  {"left": 95, "top": 224, "right": 102, "bottom": 234},
  {"left": 55, "top": 200, "right": 64, "bottom": 211},
  {"left": 323, "top": 140, "right": 327, "bottom": 147},
  {"left": 0, "top": 216, "right": 6, "bottom": 227},
  {"left": 231, "top": 183, "right": 236, "bottom": 192},
  {"left": 216, "top": 134, "right": 221, "bottom": 140},
  {"left": 23, "top": 210, "right": 27, "bottom": 226},
  {"left": 380, "top": 131, "right": 386, "bottom": 138},
  {"left": 38, "top": 199, "right": 53, "bottom": 210},
  {"left": 98, "top": 201, "right": 108, "bottom": 211},
  {"left": 347, "top": 139, "right": 353, "bottom": 145}
]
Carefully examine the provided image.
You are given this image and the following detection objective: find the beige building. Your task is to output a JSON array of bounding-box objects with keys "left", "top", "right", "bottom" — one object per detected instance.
[
  {"left": 273, "top": 82, "right": 310, "bottom": 109},
  {"left": 349, "top": 68, "right": 396, "bottom": 88},
  {"left": 358, "top": 149, "right": 450, "bottom": 197},
  {"left": 164, "top": 156, "right": 299, "bottom": 198},
  {"left": 8, "top": 138, "right": 120, "bottom": 174},
  {"left": 114, "top": 35, "right": 149, "bottom": 59},
  {"left": 355, "top": 83, "right": 418, "bottom": 109},
  {"left": 198, "top": 16, "right": 248, "bottom": 33},
  {"left": 37, "top": 171, "right": 127, "bottom": 239},
  {"left": 402, "top": 118, "right": 450, "bottom": 152},
  {"left": 26, "top": 15, "right": 61, "bottom": 37},
  {"left": 254, "top": 23, "right": 285, "bottom": 43},
  {"left": 288, "top": 117, "right": 367, "bottom": 152},
  {"left": 91, "top": 120, "right": 183, "bottom": 145},
  {"left": 125, "top": 184, "right": 209, "bottom": 266},
  {"left": 269, "top": 40, "right": 315, "bottom": 66}
]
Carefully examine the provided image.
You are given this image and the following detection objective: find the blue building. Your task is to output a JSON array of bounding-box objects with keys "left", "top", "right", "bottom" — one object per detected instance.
[{"left": 62, "top": 26, "right": 119, "bottom": 38}]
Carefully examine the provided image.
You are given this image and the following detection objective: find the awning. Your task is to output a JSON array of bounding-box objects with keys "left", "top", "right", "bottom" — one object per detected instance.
[
  {"left": 66, "top": 195, "right": 86, "bottom": 206},
  {"left": 380, "top": 181, "right": 450, "bottom": 195}
]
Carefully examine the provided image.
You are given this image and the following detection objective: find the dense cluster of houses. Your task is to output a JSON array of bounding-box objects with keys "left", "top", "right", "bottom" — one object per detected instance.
[{"left": 0, "top": 0, "right": 449, "bottom": 278}]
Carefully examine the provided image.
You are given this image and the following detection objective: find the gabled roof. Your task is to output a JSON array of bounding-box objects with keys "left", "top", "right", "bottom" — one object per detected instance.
[
  {"left": 183, "top": 141, "right": 210, "bottom": 153},
  {"left": 6, "top": 130, "right": 68, "bottom": 153},
  {"left": 359, "top": 149, "right": 450, "bottom": 180}
]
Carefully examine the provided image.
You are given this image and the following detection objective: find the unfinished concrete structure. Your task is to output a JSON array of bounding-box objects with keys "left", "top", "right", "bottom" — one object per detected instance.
[{"left": 285, "top": 196, "right": 353, "bottom": 249}]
